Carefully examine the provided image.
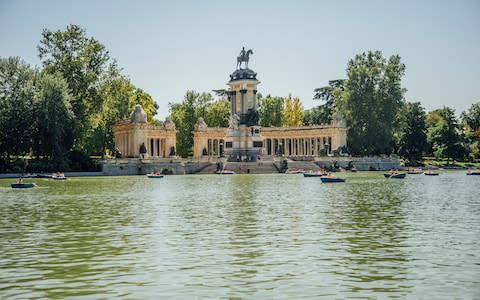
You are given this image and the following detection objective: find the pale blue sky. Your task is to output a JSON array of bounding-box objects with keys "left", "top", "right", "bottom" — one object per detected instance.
[{"left": 1, "top": 0, "right": 479, "bottom": 119}]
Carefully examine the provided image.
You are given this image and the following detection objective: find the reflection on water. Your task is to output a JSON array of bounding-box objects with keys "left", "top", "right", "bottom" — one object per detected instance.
[{"left": 1, "top": 172, "right": 479, "bottom": 298}]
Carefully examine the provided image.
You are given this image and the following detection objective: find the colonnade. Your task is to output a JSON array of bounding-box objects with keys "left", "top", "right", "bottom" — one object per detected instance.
[
  {"left": 264, "top": 137, "right": 332, "bottom": 156},
  {"left": 206, "top": 138, "right": 225, "bottom": 156},
  {"left": 118, "top": 134, "right": 133, "bottom": 157},
  {"left": 146, "top": 137, "right": 167, "bottom": 158}
]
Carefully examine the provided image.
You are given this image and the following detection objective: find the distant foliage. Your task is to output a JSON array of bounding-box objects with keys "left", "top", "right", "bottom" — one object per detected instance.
[
  {"left": 427, "top": 107, "right": 468, "bottom": 161},
  {"left": 310, "top": 79, "right": 345, "bottom": 124},
  {"left": 170, "top": 91, "right": 229, "bottom": 157},
  {"left": 395, "top": 102, "right": 428, "bottom": 162},
  {"left": 461, "top": 102, "right": 480, "bottom": 160},
  {"left": 282, "top": 95, "right": 304, "bottom": 126},
  {"left": 257, "top": 94, "right": 284, "bottom": 127}
]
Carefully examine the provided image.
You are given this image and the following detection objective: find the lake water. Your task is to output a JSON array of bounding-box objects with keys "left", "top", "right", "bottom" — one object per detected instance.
[{"left": 1, "top": 172, "right": 479, "bottom": 299}]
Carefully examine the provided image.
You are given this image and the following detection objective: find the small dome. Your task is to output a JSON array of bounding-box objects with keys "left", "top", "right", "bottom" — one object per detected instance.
[
  {"left": 130, "top": 105, "right": 147, "bottom": 124},
  {"left": 229, "top": 68, "right": 257, "bottom": 82}
]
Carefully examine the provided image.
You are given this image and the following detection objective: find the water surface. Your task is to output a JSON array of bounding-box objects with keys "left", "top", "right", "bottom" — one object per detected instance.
[{"left": 1, "top": 172, "right": 479, "bottom": 298}]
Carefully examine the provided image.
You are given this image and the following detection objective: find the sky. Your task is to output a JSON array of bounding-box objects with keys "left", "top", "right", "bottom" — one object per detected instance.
[{"left": 1, "top": 0, "right": 479, "bottom": 120}]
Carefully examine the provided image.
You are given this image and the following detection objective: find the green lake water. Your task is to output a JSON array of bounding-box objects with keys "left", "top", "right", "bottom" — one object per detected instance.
[{"left": 1, "top": 172, "right": 479, "bottom": 299}]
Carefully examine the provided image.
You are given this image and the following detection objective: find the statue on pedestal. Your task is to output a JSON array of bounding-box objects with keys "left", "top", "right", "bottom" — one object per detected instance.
[{"left": 236, "top": 47, "right": 254, "bottom": 69}]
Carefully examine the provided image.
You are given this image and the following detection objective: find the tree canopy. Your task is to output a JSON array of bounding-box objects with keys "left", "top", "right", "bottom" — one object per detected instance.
[
  {"left": 395, "top": 102, "right": 428, "bottom": 162},
  {"left": 336, "top": 51, "right": 406, "bottom": 155},
  {"left": 258, "top": 94, "right": 284, "bottom": 127}
]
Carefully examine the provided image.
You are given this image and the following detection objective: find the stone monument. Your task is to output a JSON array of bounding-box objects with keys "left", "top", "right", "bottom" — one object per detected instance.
[{"left": 225, "top": 47, "right": 263, "bottom": 162}]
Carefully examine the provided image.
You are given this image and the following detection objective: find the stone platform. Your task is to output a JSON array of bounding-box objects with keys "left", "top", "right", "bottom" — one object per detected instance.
[{"left": 101, "top": 156, "right": 401, "bottom": 175}]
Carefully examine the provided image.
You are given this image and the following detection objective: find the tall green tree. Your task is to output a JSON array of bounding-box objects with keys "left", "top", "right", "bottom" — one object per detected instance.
[
  {"left": 461, "top": 102, "right": 480, "bottom": 159},
  {"left": 337, "top": 51, "right": 406, "bottom": 155},
  {"left": 33, "top": 72, "right": 74, "bottom": 163},
  {"left": 0, "top": 57, "right": 37, "bottom": 160},
  {"left": 37, "top": 24, "right": 110, "bottom": 149},
  {"left": 258, "top": 94, "right": 284, "bottom": 127},
  {"left": 427, "top": 107, "right": 467, "bottom": 162},
  {"left": 169, "top": 91, "right": 202, "bottom": 157},
  {"left": 396, "top": 102, "right": 428, "bottom": 162}
]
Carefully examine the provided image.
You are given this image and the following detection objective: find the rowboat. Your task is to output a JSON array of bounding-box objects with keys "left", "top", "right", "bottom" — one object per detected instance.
[
  {"left": 424, "top": 171, "right": 439, "bottom": 176},
  {"left": 285, "top": 169, "right": 305, "bottom": 174},
  {"left": 320, "top": 177, "right": 345, "bottom": 183},
  {"left": 216, "top": 170, "right": 235, "bottom": 175},
  {"left": 466, "top": 170, "right": 480, "bottom": 175},
  {"left": 147, "top": 173, "right": 164, "bottom": 178},
  {"left": 52, "top": 173, "right": 67, "bottom": 180},
  {"left": 384, "top": 173, "right": 406, "bottom": 179},
  {"left": 407, "top": 168, "right": 423, "bottom": 174},
  {"left": 11, "top": 183, "right": 36, "bottom": 188},
  {"left": 303, "top": 171, "right": 327, "bottom": 177}
]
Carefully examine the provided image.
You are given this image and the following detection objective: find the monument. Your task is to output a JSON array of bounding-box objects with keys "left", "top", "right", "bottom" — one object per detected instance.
[
  {"left": 192, "top": 48, "right": 348, "bottom": 164},
  {"left": 225, "top": 47, "right": 263, "bottom": 162}
]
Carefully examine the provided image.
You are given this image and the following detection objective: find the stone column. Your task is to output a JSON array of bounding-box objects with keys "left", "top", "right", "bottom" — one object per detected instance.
[
  {"left": 253, "top": 90, "right": 257, "bottom": 110},
  {"left": 240, "top": 89, "right": 247, "bottom": 114}
]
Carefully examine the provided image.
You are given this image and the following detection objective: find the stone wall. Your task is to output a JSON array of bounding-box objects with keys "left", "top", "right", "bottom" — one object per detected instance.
[
  {"left": 314, "top": 157, "right": 401, "bottom": 171},
  {"left": 102, "top": 159, "right": 211, "bottom": 175}
]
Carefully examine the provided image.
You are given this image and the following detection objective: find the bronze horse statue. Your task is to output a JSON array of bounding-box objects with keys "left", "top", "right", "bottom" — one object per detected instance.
[{"left": 237, "top": 48, "right": 253, "bottom": 69}]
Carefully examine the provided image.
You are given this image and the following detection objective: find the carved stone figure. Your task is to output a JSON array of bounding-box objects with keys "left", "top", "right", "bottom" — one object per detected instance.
[
  {"left": 129, "top": 104, "right": 147, "bottom": 123},
  {"left": 163, "top": 116, "right": 176, "bottom": 130},
  {"left": 194, "top": 117, "right": 208, "bottom": 131},
  {"left": 229, "top": 114, "right": 240, "bottom": 130}
]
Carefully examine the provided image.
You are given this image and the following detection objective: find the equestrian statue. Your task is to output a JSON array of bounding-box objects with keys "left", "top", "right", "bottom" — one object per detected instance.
[{"left": 236, "top": 47, "right": 253, "bottom": 69}]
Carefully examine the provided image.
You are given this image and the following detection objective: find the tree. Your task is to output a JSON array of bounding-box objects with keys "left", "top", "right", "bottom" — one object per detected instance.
[
  {"left": 282, "top": 94, "right": 304, "bottom": 126},
  {"left": 396, "top": 102, "right": 428, "bottom": 162},
  {"left": 461, "top": 102, "right": 480, "bottom": 159},
  {"left": 304, "top": 106, "right": 325, "bottom": 125},
  {"left": 312, "top": 79, "right": 345, "bottom": 124},
  {"left": 0, "top": 57, "right": 37, "bottom": 161},
  {"left": 205, "top": 99, "right": 230, "bottom": 128},
  {"left": 258, "top": 94, "right": 284, "bottom": 127},
  {"left": 38, "top": 24, "right": 110, "bottom": 149},
  {"left": 427, "top": 107, "right": 468, "bottom": 162},
  {"left": 337, "top": 51, "right": 406, "bottom": 155},
  {"left": 169, "top": 91, "right": 203, "bottom": 157},
  {"left": 33, "top": 72, "right": 74, "bottom": 164}
]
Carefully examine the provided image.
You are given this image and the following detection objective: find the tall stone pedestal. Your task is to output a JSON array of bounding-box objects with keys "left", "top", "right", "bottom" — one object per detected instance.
[{"left": 225, "top": 67, "right": 264, "bottom": 161}]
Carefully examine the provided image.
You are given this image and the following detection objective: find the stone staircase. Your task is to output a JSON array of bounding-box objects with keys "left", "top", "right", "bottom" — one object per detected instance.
[
  {"left": 195, "top": 161, "right": 280, "bottom": 174},
  {"left": 285, "top": 160, "right": 323, "bottom": 172}
]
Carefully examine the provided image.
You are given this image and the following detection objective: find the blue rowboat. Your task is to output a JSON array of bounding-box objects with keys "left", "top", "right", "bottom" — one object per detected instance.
[
  {"left": 11, "top": 183, "right": 36, "bottom": 188},
  {"left": 320, "top": 177, "right": 345, "bottom": 183},
  {"left": 384, "top": 173, "right": 406, "bottom": 179}
]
